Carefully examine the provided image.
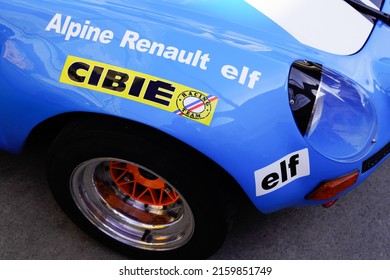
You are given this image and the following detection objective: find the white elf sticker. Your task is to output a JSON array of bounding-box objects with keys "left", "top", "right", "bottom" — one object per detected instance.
[{"left": 255, "top": 149, "right": 310, "bottom": 196}]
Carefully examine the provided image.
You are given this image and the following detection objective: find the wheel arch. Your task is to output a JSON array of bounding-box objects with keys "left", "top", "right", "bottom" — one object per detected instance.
[{"left": 25, "top": 111, "right": 244, "bottom": 200}]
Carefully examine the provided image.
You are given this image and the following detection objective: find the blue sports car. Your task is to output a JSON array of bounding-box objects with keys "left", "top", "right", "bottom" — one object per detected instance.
[{"left": 1, "top": 0, "right": 389, "bottom": 259}]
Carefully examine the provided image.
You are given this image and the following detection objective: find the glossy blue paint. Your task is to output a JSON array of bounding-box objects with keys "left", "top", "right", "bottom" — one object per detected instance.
[{"left": 1, "top": 0, "right": 390, "bottom": 214}]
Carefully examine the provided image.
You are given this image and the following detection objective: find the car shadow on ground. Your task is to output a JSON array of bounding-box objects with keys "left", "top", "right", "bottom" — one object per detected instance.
[{"left": 1, "top": 148, "right": 389, "bottom": 260}]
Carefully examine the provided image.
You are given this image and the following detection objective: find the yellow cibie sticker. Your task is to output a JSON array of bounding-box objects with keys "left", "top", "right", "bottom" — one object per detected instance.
[{"left": 60, "top": 55, "right": 218, "bottom": 125}]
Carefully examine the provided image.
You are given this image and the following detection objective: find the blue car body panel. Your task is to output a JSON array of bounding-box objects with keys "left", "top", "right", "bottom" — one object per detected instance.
[{"left": 1, "top": 0, "right": 390, "bottom": 213}]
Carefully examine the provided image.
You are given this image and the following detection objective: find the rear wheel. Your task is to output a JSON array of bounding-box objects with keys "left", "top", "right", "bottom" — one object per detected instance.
[{"left": 48, "top": 118, "right": 235, "bottom": 259}]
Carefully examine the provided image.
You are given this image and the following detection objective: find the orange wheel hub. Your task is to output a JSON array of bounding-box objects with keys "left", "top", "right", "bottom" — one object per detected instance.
[{"left": 109, "top": 161, "right": 180, "bottom": 206}]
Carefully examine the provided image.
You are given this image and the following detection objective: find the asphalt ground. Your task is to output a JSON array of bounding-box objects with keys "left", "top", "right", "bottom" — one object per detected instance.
[{"left": 0, "top": 148, "right": 389, "bottom": 260}]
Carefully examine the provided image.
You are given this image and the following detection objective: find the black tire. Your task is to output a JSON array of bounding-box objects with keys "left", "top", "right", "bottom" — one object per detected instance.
[{"left": 47, "top": 117, "right": 235, "bottom": 259}]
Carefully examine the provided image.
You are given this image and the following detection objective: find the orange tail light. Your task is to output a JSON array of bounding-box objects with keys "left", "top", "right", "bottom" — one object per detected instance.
[{"left": 307, "top": 170, "right": 360, "bottom": 201}]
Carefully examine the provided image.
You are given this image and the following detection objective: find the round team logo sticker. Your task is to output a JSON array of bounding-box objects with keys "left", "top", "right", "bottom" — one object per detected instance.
[{"left": 176, "top": 90, "right": 217, "bottom": 120}]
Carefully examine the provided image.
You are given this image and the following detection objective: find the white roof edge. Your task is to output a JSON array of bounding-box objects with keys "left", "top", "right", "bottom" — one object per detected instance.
[{"left": 245, "top": 0, "right": 374, "bottom": 55}]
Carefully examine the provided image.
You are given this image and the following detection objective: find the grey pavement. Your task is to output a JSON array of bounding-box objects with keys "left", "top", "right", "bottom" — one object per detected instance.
[{"left": 0, "top": 148, "right": 389, "bottom": 260}]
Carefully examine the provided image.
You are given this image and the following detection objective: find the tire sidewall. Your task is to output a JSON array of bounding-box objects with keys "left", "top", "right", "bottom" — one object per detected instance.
[{"left": 48, "top": 129, "right": 228, "bottom": 259}]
